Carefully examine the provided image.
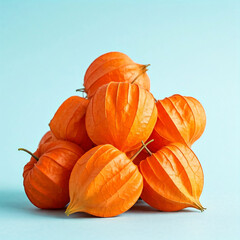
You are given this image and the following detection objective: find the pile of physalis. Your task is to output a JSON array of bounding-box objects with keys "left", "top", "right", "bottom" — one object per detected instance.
[{"left": 19, "top": 52, "right": 206, "bottom": 217}]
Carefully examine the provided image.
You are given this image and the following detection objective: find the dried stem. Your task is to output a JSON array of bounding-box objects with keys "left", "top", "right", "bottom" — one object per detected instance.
[
  {"left": 76, "top": 88, "right": 86, "bottom": 92},
  {"left": 130, "top": 139, "right": 154, "bottom": 161},
  {"left": 140, "top": 140, "right": 153, "bottom": 156},
  {"left": 18, "top": 148, "right": 39, "bottom": 161},
  {"left": 131, "top": 64, "right": 150, "bottom": 84},
  {"left": 76, "top": 88, "right": 88, "bottom": 98}
]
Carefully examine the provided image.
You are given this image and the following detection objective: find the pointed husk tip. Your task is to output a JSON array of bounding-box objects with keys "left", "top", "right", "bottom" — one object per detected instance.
[
  {"left": 65, "top": 204, "right": 84, "bottom": 216},
  {"left": 65, "top": 206, "right": 76, "bottom": 216},
  {"left": 193, "top": 201, "right": 206, "bottom": 212},
  {"left": 65, "top": 208, "right": 71, "bottom": 216},
  {"left": 142, "top": 64, "right": 150, "bottom": 72}
]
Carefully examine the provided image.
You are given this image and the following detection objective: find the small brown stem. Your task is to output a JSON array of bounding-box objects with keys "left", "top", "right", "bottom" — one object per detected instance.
[
  {"left": 143, "top": 64, "right": 150, "bottom": 69},
  {"left": 130, "top": 139, "right": 154, "bottom": 161},
  {"left": 131, "top": 64, "right": 150, "bottom": 84},
  {"left": 76, "top": 88, "right": 88, "bottom": 98},
  {"left": 76, "top": 88, "right": 86, "bottom": 92},
  {"left": 18, "top": 148, "right": 39, "bottom": 161},
  {"left": 141, "top": 140, "right": 153, "bottom": 156}
]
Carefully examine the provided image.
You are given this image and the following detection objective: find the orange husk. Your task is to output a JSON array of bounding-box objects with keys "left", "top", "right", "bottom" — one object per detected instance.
[
  {"left": 38, "top": 131, "right": 56, "bottom": 147},
  {"left": 139, "top": 142, "right": 205, "bottom": 212},
  {"left": 49, "top": 96, "right": 94, "bottom": 151},
  {"left": 148, "top": 94, "right": 206, "bottom": 152},
  {"left": 22, "top": 140, "right": 84, "bottom": 209},
  {"left": 65, "top": 144, "right": 143, "bottom": 217},
  {"left": 84, "top": 52, "right": 150, "bottom": 98},
  {"left": 85, "top": 82, "right": 157, "bottom": 152}
]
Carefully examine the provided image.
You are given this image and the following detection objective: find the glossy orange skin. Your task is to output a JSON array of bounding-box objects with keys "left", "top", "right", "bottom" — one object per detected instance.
[
  {"left": 148, "top": 94, "right": 206, "bottom": 152},
  {"left": 139, "top": 143, "right": 204, "bottom": 211},
  {"left": 66, "top": 144, "right": 143, "bottom": 217},
  {"left": 85, "top": 82, "right": 157, "bottom": 152},
  {"left": 49, "top": 96, "right": 94, "bottom": 151},
  {"left": 84, "top": 52, "right": 150, "bottom": 98},
  {"left": 23, "top": 140, "right": 84, "bottom": 209},
  {"left": 38, "top": 131, "right": 56, "bottom": 147}
]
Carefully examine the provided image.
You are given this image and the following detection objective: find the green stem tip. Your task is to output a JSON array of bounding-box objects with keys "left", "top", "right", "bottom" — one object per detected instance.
[{"left": 18, "top": 148, "right": 39, "bottom": 161}]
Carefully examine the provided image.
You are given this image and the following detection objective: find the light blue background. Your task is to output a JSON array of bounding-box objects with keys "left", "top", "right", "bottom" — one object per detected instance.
[{"left": 0, "top": 0, "right": 239, "bottom": 239}]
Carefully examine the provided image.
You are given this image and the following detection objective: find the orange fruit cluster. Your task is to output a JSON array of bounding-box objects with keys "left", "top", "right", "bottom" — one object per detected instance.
[{"left": 19, "top": 52, "right": 206, "bottom": 217}]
